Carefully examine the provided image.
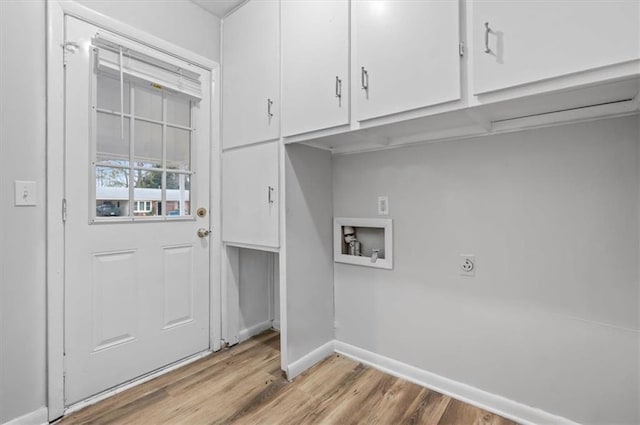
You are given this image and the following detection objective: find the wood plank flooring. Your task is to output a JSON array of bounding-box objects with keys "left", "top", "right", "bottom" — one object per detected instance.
[{"left": 58, "top": 331, "right": 518, "bottom": 425}]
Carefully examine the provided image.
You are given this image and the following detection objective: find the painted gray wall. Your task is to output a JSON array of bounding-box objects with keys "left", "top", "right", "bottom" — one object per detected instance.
[
  {"left": 333, "top": 116, "right": 640, "bottom": 425},
  {"left": 0, "top": 2, "right": 220, "bottom": 423},
  {"left": 238, "top": 249, "right": 276, "bottom": 332},
  {"left": 0, "top": 1, "right": 47, "bottom": 422},
  {"left": 285, "top": 144, "right": 335, "bottom": 365}
]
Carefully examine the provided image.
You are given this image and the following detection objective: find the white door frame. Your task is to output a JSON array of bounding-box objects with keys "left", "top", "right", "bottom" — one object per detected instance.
[{"left": 45, "top": 1, "right": 222, "bottom": 419}]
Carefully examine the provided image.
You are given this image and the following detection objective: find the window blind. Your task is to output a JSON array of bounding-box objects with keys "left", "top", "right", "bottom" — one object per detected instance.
[{"left": 93, "top": 32, "right": 202, "bottom": 101}]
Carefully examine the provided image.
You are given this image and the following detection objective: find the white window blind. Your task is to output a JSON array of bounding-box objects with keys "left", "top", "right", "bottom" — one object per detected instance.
[{"left": 93, "top": 32, "right": 202, "bottom": 101}]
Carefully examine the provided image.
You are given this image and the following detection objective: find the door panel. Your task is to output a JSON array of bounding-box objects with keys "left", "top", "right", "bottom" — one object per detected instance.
[
  {"left": 64, "top": 17, "right": 212, "bottom": 404},
  {"left": 473, "top": 0, "right": 640, "bottom": 94},
  {"left": 162, "top": 245, "right": 195, "bottom": 329},
  {"left": 222, "top": 141, "right": 279, "bottom": 248},
  {"left": 282, "top": 0, "right": 349, "bottom": 136},
  {"left": 353, "top": 0, "right": 461, "bottom": 121}
]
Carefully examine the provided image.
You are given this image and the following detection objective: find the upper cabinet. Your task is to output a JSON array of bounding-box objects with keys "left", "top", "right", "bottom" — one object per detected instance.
[
  {"left": 282, "top": 0, "right": 349, "bottom": 137},
  {"left": 473, "top": 0, "right": 640, "bottom": 95},
  {"left": 222, "top": 0, "right": 280, "bottom": 149},
  {"left": 352, "top": 0, "right": 461, "bottom": 122}
]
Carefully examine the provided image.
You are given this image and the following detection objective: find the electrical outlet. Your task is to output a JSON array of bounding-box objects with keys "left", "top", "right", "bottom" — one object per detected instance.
[
  {"left": 378, "top": 196, "right": 389, "bottom": 215},
  {"left": 460, "top": 254, "right": 475, "bottom": 277}
]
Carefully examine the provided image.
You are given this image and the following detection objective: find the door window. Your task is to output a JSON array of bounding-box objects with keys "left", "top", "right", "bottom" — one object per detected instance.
[{"left": 93, "top": 69, "right": 194, "bottom": 221}]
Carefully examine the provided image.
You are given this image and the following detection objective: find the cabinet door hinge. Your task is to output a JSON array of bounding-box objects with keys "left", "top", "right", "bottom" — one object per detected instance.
[
  {"left": 459, "top": 42, "right": 465, "bottom": 57},
  {"left": 62, "top": 198, "right": 67, "bottom": 223}
]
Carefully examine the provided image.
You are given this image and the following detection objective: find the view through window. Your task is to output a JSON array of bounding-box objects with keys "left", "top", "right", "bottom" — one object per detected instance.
[{"left": 93, "top": 69, "right": 193, "bottom": 220}]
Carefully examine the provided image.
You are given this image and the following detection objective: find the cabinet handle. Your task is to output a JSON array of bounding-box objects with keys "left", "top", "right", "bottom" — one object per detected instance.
[
  {"left": 268, "top": 186, "right": 274, "bottom": 204},
  {"left": 335, "top": 76, "right": 342, "bottom": 99},
  {"left": 267, "top": 98, "right": 274, "bottom": 118},
  {"left": 361, "top": 66, "right": 368, "bottom": 91},
  {"left": 484, "top": 22, "right": 491, "bottom": 53}
]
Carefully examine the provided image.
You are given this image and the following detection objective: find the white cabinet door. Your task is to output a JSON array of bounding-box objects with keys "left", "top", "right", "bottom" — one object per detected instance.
[
  {"left": 353, "top": 0, "right": 461, "bottom": 122},
  {"left": 222, "top": 141, "right": 279, "bottom": 248},
  {"left": 282, "top": 0, "right": 349, "bottom": 137},
  {"left": 473, "top": 0, "right": 640, "bottom": 95},
  {"left": 223, "top": 0, "right": 279, "bottom": 149}
]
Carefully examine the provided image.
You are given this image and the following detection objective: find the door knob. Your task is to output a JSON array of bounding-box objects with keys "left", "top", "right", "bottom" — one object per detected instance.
[{"left": 197, "top": 228, "right": 210, "bottom": 238}]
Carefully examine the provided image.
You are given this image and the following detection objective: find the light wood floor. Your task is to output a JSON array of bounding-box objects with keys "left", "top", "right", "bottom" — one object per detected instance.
[{"left": 59, "top": 331, "right": 518, "bottom": 425}]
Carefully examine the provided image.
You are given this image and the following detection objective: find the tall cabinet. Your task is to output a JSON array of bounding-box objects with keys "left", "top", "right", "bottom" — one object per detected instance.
[
  {"left": 222, "top": 0, "right": 280, "bottom": 149},
  {"left": 222, "top": 0, "right": 280, "bottom": 249}
]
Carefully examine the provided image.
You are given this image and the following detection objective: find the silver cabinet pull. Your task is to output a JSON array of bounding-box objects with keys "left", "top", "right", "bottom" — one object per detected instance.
[
  {"left": 267, "top": 98, "right": 274, "bottom": 117},
  {"left": 361, "top": 66, "right": 368, "bottom": 91},
  {"left": 335, "top": 76, "right": 342, "bottom": 99},
  {"left": 268, "top": 186, "right": 274, "bottom": 204},
  {"left": 484, "top": 22, "right": 491, "bottom": 53}
]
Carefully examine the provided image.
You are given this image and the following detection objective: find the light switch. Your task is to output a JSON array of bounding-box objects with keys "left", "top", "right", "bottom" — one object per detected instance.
[
  {"left": 14, "top": 180, "right": 36, "bottom": 206},
  {"left": 378, "top": 196, "right": 389, "bottom": 215}
]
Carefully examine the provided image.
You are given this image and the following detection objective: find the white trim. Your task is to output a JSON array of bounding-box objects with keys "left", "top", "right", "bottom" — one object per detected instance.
[
  {"left": 57, "top": 1, "right": 216, "bottom": 70},
  {"left": 46, "top": 0, "right": 66, "bottom": 419},
  {"left": 223, "top": 241, "right": 280, "bottom": 253},
  {"left": 46, "top": 1, "right": 221, "bottom": 419},
  {"left": 64, "top": 350, "right": 211, "bottom": 416},
  {"left": 334, "top": 340, "right": 581, "bottom": 425},
  {"left": 209, "top": 66, "right": 223, "bottom": 352},
  {"left": 238, "top": 320, "right": 274, "bottom": 343},
  {"left": 286, "top": 340, "right": 335, "bottom": 380},
  {"left": 1, "top": 407, "right": 48, "bottom": 425},
  {"left": 278, "top": 137, "right": 288, "bottom": 372},
  {"left": 221, "top": 245, "right": 241, "bottom": 345}
]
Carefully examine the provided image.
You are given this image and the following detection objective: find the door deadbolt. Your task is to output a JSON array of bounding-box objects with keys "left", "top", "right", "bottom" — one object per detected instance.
[
  {"left": 197, "top": 228, "right": 210, "bottom": 238},
  {"left": 196, "top": 207, "right": 207, "bottom": 218}
]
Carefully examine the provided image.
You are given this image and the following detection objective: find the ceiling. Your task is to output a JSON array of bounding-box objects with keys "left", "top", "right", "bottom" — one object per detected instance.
[{"left": 191, "top": 0, "right": 246, "bottom": 17}]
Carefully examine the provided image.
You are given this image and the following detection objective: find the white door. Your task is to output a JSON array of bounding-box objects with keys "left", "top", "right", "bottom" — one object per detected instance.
[
  {"left": 222, "top": 0, "right": 280, "bottom": 149},
  {"left": 64, "top": 17, "right": 212, "bottom": 404},
  {"left": 222, "top": 141, "right": 279, "bottom": 248},
  {"left": 282, "top": 0, "right": 349, "bottom": 137},
  {"left": 473, "top": 0, "right": 640, "bottom": 95},
  {"left": 353, "top": 0, "right": 461, "bottom": 122}
]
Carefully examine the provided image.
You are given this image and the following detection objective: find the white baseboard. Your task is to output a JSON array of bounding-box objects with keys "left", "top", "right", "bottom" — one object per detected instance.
[
  {"left": 334, "top": 341, "right": 580, "bottom": 425},
  {"left": 238, "top": 320, "right": 274, "bottom": 343},
  {"left": 2, "top": 407, "right": 48, "bottom": 425},
  {"left": 286, "top": 340, "right": 335, "bottom": 380}
]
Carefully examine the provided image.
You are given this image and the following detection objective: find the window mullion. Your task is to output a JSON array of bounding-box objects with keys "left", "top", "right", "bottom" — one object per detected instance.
[
  {"left": 128, "top": 83, "right": 135, "bottom": 219},
  {"left": 162, "top": 93, "right": 167, "bottom": 218}
]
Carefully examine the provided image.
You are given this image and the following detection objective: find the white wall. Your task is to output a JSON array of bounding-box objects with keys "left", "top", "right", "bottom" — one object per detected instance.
[
  {"left": 0, "top": 2, "right": 47, "bottom": 423},
  {"left": 285, "top": 144, "right": 335, "bottom": 365},
  {"left": 75, "top": 0, "right": 220, "bottom": 61},
  {"left": 238, "top": 249, "right": 277, "bottom": 333},
  {"left": 333, "top": 116, "right": 640, "bottom": 425},
  {"left": 0, "top": 1, "right": 220, "bottom": 423}
]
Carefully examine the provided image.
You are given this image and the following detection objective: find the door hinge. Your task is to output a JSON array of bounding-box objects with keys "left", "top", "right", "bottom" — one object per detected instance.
[
  {"left": 62, "top": 198, "right": 67, "bottom": 222},
  {"left": 459, "top": 42, "right": 465, "bottom": 57},
  {"left": 62, "top": 41, "right": 79, "bottom": 66}
]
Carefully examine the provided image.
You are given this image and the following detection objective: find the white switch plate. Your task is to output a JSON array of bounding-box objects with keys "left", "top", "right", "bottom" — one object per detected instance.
[
  {"left": 378, "top": 196, "right": 389, "bottom": 215},
  {"left": 14, "top": 180, "right": 36, "bottom": 206}
]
